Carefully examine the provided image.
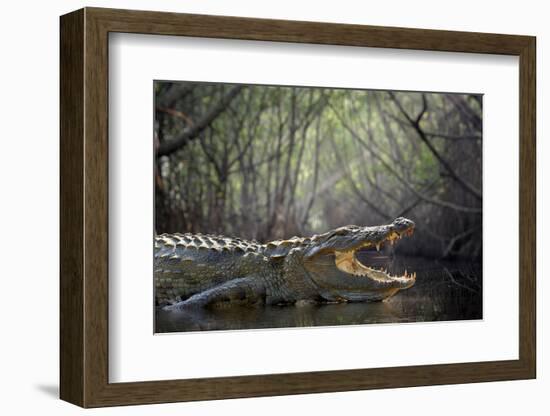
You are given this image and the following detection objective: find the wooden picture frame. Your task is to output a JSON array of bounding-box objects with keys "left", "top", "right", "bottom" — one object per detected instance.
[{"left": 60, "top": 7, "right": 536, "bottom": 408}]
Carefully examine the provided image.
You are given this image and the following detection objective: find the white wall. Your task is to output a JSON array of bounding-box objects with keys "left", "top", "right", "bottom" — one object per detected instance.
[{"left": 0, "top": 0, "right": 545, "bottom": 414}]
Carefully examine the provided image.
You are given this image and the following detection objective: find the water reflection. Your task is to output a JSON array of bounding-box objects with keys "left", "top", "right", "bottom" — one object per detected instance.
[{"left": 155, "top": 257, "right": 482, "bottom": 333}]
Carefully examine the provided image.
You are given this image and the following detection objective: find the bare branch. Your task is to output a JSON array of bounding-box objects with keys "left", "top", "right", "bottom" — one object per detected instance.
[
  {"left": 441, "top": 266, "right": 480, "bottom": 294},
  {"left": 424, "top": 132, "right": 481, "bottom": 141},
  {"left": 157, "top": 85, "right": 245, "bottom": 156},
  {"left": 442, "top": 225, "right": 480, "bottom": 258},
  {"left": 157, "top": 83, "right": 195, "bottom": 108},
  {"left": 388, "top": 92, "right": 482, "bottom": 201},
  {"left": 329, "top": 135, "right": 388, "bottom": 220},
  {"left": 156, "top": 107, "right": 194, "bottom": 125},
  {"left": 330, "top": 104, "right": 482, "bottom": 214}
]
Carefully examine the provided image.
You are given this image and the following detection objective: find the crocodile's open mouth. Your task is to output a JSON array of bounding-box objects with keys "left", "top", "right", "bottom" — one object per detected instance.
[{"left": 334, "top": 226, "right": 416, "bottom": 283}]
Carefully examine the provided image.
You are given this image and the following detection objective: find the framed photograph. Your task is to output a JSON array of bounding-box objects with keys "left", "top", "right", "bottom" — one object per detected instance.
[{"left": 60, "top": 7, "right": 536, "bottom": 407}]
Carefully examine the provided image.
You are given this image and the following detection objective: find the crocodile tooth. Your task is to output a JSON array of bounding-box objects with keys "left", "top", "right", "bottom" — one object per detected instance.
[{"left": 376, "top": 242, "right": 381, "bottom": 251}]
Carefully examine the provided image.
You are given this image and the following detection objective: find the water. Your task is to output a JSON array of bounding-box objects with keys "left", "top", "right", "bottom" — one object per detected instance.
[{"left": 155, "top": 256, "right": 482, "bottom": 333}]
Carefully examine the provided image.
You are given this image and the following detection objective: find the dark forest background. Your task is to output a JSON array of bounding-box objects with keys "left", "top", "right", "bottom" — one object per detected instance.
[{"left": 154, "top": 82, "right": 482, "bottom": 260}]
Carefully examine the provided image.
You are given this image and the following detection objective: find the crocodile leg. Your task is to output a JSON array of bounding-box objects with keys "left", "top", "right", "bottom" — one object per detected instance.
[{"left": 164, "top": 277, "right": 266, "bottom": 310}]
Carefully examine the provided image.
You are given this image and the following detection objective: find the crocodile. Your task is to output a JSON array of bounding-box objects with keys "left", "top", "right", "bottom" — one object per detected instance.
[{"left": 155, "top": 217, "right": 416, "bottom": 309}]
